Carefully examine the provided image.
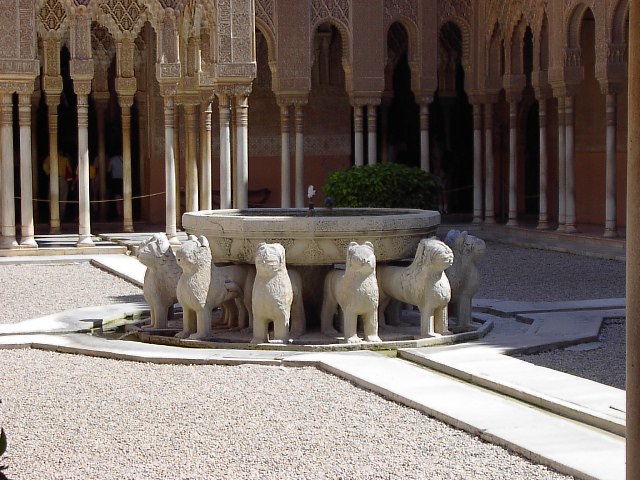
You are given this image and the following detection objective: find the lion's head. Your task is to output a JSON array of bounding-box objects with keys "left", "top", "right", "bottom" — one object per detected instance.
[
  {"left": 413, "top": 237, "right": 454, "bottom": 272},
  {"left": 138, "top": 232, "right": 173, "bottom": 268},
  {"left": 176, "top": 235, "right": 211, "bottom": 274},
  {"left": 346, "top": 241, "right": 376, "bottom": 274},
  {"left": 255, "top": 242, "right": 287, "bottom": 275},
  {"left": 444, "top": 230, "right": 486, "bottom": 261}
]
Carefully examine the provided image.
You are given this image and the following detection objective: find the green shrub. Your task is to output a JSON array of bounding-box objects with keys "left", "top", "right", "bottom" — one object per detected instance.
[{"left": 323, "top": 162, "right": 440, "bottom": 210}]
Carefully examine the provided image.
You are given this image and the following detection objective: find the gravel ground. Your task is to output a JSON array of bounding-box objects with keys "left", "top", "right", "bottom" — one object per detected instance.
[{"left": 0, "top": 244, "right": 627, "bottom": 479}]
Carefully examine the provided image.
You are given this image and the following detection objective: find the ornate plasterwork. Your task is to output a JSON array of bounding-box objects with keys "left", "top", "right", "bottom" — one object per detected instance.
[
  {"left": 38, "top": 0, "right": 68, "bottom": 36},
  {"left": 311, "top": 0, "right": 350, "bottom": 33},
  {"left": 97, "top": 0, "right": 149, "bottom": 39},
  {"left": 255, "top": 0, "right": 275, "bottom": 40},
  {"left": 384, "top": 0, "right": 417, "bottom": 23},
  {"left": 440, "top": 0, "right": 471, "bottom": 24}
]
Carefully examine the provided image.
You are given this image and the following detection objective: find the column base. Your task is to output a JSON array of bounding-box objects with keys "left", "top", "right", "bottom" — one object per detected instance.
[
  {"left": 472, "top": 216, "right": 483, "bottom": 224},
  {"left": 168, "top": 232, "right": 181, "bottom": 246},
  {"left": 536, "top": 221, "right": 550, "bottom": 230},
  {"left": 49, "top": 226, "right": 61, "bottom": 234},
  {"left": 564, "top": 224, "right": 578, "bottom": 234},
  {"left": 76, "top": 235, "right": 95, "bottom": 247},
  {"left": 19, "top": 237, "right": 38, "bottom": 248},
  {"left": 506, "top": 219, "right": 518, "bottom": 227},
  {"left": 484, "top": 216, "right": 495, "bottom": 224},
  {"left": 124, "top": 223, "right": 134, "bottom": 233},
  {"left": 556, "top": 224, "right": 566, "bottom": 233},
  {"left": 603, "top": 228, "right": 619, "bottom": 238},
  {"left": 0, "top": 237, "right": 19, "bottom": 249}
]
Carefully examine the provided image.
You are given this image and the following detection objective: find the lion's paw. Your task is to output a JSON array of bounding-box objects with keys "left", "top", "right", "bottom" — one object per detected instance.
[
  {"left": 346, "top": 335, "right": 362, "bottom": 344},
  {"left": 365, "top": 335, "right": 382, "bottom": 343}
]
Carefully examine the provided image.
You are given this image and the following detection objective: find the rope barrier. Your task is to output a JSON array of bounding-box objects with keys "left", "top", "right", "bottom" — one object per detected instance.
[{"left": 21, "top": 191, "right": 166, "bottom": 204}]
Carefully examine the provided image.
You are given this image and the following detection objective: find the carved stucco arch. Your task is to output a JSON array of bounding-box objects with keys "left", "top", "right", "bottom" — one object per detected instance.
[
  {"left": 611, "top": 0, "right": 629, "bottom": 44},
  {"left": 566, "top": 1, "right": 594, "bottom": 50},
  {"left": 485, "top": 21, "right": 503, "bottom": 91},
  {"left": 255, "top": 18, "right": 278, "bottom": 88},
  {"left": 505, "top": 15, "right": 527, "bottom": 75},
  {"left": 384, "top": 15, "right": 420, "bottom": 92},
  {"left": 310, "top": 18, "right": 352, "bottom": 92},
  {"left": 438, "top": 16, "right": 471, "bottom": 75}
]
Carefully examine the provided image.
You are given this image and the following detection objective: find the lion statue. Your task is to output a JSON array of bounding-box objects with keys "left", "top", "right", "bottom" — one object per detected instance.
[
  {"left": 137, "top": 232, "right": 181, "bottom": 330},
  {"left": 176, "top": 235, "right": 247, "bottom": 340},
  {"left": 444, "top": 230, "right": 486, "bottom": 332},
  {"left": 320, "top": 241, "right": 381, "bottom": 344},
  {"left": 250, "top": 242, "right": 293, "bottom": 344},
  {"left": 378, "top": 237, "right": 454, "bottom": 337}
]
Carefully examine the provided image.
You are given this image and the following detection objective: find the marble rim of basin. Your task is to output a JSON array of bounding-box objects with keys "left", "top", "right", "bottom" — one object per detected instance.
[{"left": 182, "top": 208, "right": 441, "bottom": 265}]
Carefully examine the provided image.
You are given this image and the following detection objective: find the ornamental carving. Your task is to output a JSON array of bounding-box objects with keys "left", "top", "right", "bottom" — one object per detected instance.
[
  {"left": 311, "top": 0, "right": 350, "bottom": 31},
  {"left": 384, "top": 0, "right": 417, "bottom": 23},
  {"left": 39, "top": 0, "right": 67, "bottom": 33},
  {"left": 255, "top": 0, "right": 275, "bottom": 39},
  {"left": 99, "top": 0, "right": 148, "bottom": 35},
  {"left": 440, "top": 0, "right": 471, "bottom": 23}
]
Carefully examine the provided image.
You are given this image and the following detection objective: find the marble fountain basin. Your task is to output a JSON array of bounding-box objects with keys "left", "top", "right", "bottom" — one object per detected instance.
[{"left": 181, "top": 208, "right": 441, "bottom": 265}]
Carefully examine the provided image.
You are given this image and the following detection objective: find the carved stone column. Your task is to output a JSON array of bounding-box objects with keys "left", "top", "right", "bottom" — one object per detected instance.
[
  {"left": 119, "top": 95, "right": 134, "bottom": 232},
  {"left": 200, "top": 99, "right": 213, "bottom": 211},
  {"left": 173, "top": 107, "right": 181, "bottom": 225},
  {"left": 419, "top": 97, "right": 431, "bottom": 172},
  {"left": 279, "top": 102, "right": 291, "bottom": 208},
  {"left": 75, "top": 84, "right": 93, "bottom": 246},
  {"left": 235, "top": 92, "right": 249, "bottom": 209},
  {"left": 537, "top": 97, "right": 550, "bottom": 230},
  {"left": 556, "top": 95, "right": 567, "bottom": 230},
  {"left": 506, "top": 98, "right": 519, "bottom": 226},
  {"left": 604, "top": 91, "right": 618, "bottom": 237},
  {"left": 353, "top": 104, "right": 364, "bottom": 167},
  {"left": 484, "top": 102, "right": 495, "bottom": 223},
  {"left": 184, "top": 103, "right": 199, "bottom": 213},
  {"left": 472, "top": 102, "right": 483, "bottom": 224},
  {"left": 18, "top": 94, "right": 36, "bottom": 247},
  {"left": 0, "top": 93, "right": 17, "bottom": 248},
  {"left": 564, "top": 95, "right": 577, "bottom": 233},
  {"left": 216, "top": 93, "right": 232, "bottom": 209},
  {"left": 294, "top": 102, "right": 305, "bottom": 208},
  {"left": 45, "top": 92, "right": 61, "bottom": 233},
  {"left": 162, "top": 92, "right": 178, "bottom": 244},
  {"left": 93, "top": 94, "right": 109, "bottom": 221},
  {"left": 367, "top": 104, "right": 377, "bottom": 165}
]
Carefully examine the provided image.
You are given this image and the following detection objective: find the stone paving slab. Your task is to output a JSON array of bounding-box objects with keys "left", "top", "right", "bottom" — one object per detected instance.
[
  {"left": 475, "top": 298, "right": 626, "bottom": 316},
  {"left": 91, "top": 254, "right": 147, "bottom": 287},
  {"left": 286, "top": 351, "right": 625, "bottom": 480},
  {"left": 399, "top": 345, "right": 626, "bottom": 437}
]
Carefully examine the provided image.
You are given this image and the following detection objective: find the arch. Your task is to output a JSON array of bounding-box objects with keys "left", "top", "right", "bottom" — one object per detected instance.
[
  {"left": 93, "top": 0, "right": 157, "bottom": 41},
  {"left": 566, "top": 2, "right": 592, "bottom": 50},
  {"left": 506, "top": 16, "right": 526, "bottom": 75},
  {"left": 438, "top": 16, "right": 471, "bottom": 74},
  {"left": 255, "top": 18, "right": 277, "bottom": 67},
  {"left": 486, "top": 22, "right": 502, "bottom": 90},
  {"left": 384, "top": 15, "right": 419, "bottom": 84},
  {"left": 537, "top": 13, "right": 550, "bottom": 71},
  {"left": 611, "top": 0, "right": 629, "bottom": 45},
  {"left": 310, "top": 17, "right": 351, "bottom": 74}
]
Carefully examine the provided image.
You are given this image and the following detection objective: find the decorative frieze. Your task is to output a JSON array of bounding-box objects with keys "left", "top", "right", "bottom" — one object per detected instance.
[
  {"left": 38, "top": 0, "right": 67, "bottom": 33},
  {"left": 311, "top": 0, "right": 350, "bottom": 30}
]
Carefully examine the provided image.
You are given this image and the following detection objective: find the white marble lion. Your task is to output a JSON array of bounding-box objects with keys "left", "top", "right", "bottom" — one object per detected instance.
[
  {"left": 444, "top": 229, "right": 486, "bottom": 332},
  {"left": 320, "top": 241, "right": 381, "bottom": 343},
  {"left": 378, "top": 237, "right": 453, "bottom": 337},
  {"left": 251, "top": 242, "right": 293, "bottom": 344},
  {"left": 137, "top": 232, "right": 181, "bottom": 330}
]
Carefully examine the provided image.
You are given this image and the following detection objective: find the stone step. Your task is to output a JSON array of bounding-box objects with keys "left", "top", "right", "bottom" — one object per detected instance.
[{"left": 399, "top": 345, "right": 626, "bottom": 437}]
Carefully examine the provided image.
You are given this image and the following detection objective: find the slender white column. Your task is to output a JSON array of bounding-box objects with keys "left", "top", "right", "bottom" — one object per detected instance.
[
  {"left": 163, "top": 96, "right": 178, "bottom": 243},
  {"left": 484, "top": 103, "right": 495, "bottom": 223},
  {"left": 604, "top": 92, "right": 618, "bottom": 237},
  {"left": 367, "top": 104, "right": 377, "bottom": 165},
  {"left": 18, "top": 94, "right": 36, "bottom": 247},
  {"left": 280, "top": 104, "right": 291, "bottom": 207},
  {"left": 173, "top": 107, "right": 181, "bottom": 226},
  {"left": 564, "top": 96, "right": 577, "bottom": 232},
  {"left": 235, "top": 94, "right": 249, "bottom": 209},
  {"left": 557, "top": 96, "right": 566, "bottom": 231},
  {"left": 419, "top": 100, "right": 430, "bottom": 172},
  {"left": 200, "top": 102, "right": 212, "bottom": 211},
  {"left": 217, "top": 93, "right": 232, "bottom": 209},
  {"left": 94, "top": 98, "right": 108, "bottom": 221},
  {"left": 120, "top": 98, "right": 134, "bottom": 232},
  {"left": 537, "top": 98, "right": 549, "bottom": 229},
  {"left": 472, "top": 103, "right": 483, "bottom": 223},
  {"left": 354, "top": 105, "right": 364, "bottom": 167},
  {"left": 294, "top": 104, "right": 305, "bottom": 208},
  {"left": 76, "top": 92, "right": 93, "bottom": 246},
  {"left": 0, "top": 93, "right": 17, "bottom": 248},
  {"left": 184, "top": 104, "right": 199, "bottom": 213},
  {"left": 46, "top": 95, "right": 61, "bottom": 233},
  {"left": 507, "top": 100, "right": 518, "bottom": 226}
]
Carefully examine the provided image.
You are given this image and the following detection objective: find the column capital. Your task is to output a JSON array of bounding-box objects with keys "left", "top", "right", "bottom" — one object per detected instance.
[
  {"left": 115, "top": 77, "right": 137, "bottom": 97},
  {"left": 350, "top": 93, "right": 382, "bottom": 108},
  {"left": 275, "top": 91, "right": 309, "bottom": 108},
  {"left": 73, "top": 80, "right": 92, "bottom": 97},
  {"left": 216, "top": 82, "right": 253, "bottom": 98},
  {"left": 159, "top": 82, "right": 179, "bottom": 98},
  {"left": 551, "top": 82, "right": 580, "bottom": 99}
]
